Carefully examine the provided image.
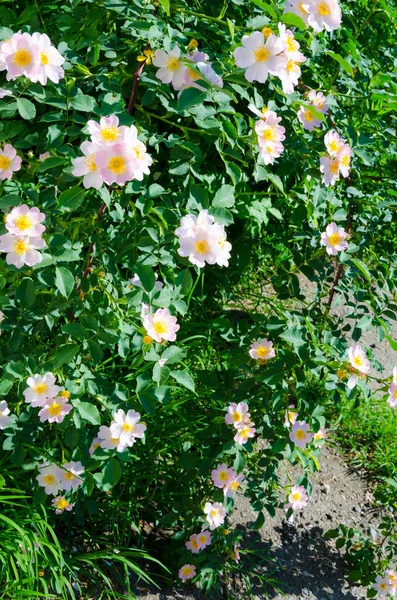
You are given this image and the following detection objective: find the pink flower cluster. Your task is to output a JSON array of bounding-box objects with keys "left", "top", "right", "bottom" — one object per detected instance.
[
  {"left": 153, "top": 46, "right": 223, "bottom": 91},
  {"left": 0, "top": 31, "right": 64, "bottom": 84},
  {"left": 373, "top": 570, "right": 397, "bottom": 596},
  {"left": 23, "top": 373, "right": 72, "bottom": 424},
  {"left": 211, "top": 463, "right": 245, "bottom": 498},
  {"left": 142, "top": 306, "right": 180, "bottom": 344},
  {"left": 204, "top": 501, "right": 226, "bottom": 530},
  {"left": 71, "top": 115, "right": 152, "bottom": 188},
  {"left": 175, "top": 209, "right": 232, "bottom": 268},
  {"left": 254, "top": 109, "right": 285, "bottom": 166},
  {"left": 249, "top": 338, "right": 276, "bottom": 362},
  {"left": 289, "top": 420, "right": 312, "bottom": 448},
  {"left": 0, "top": 204, "right": 46, "bottom": 268},
  {"left": 37, "top": 461, "right": 84, "bottom": 497},
  {"left": 387, "top": 366, "right": 397, "bottom": 408},
  {"left": 234, "top": 25, "right": 306, "bottom": 93},
  {"left": 347, "top": 344, "right": 370, "bottom": 390},
  {"left": 298, "top": 90, "right": 329, "bottom": 131},
  {"left": 225, "top": 402, "right": 256, "bottom": 446},
  {"left": 320, "top": 222, "right": 349, "bottom": 256},
  {"left": 185, "top": 530, "right": 212, "bottom": 554},
  {"left": 0, "top": 400, "right": 11, "bottom": 430},
  {"left": 0, "top": 143, "right": 21, "bottom": 180},
  {"left": 96, "top": 409, "right": 146, "bottom": 453},
  {"left": 284, "top": 0, "right": 342, "bottom": 33},
  {"left": 320, "top": 130, "right": 352, "bottom": 186},
  {"left": 284, "top": 485, "right": 308, "bottom": 512}
]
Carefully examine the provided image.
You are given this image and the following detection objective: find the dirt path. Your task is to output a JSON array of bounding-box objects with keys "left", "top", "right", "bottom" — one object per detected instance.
[
  {"left": 134, "top": 446, "right": 379, "bottom": 600},
  {"left": 133, "top": 279, "right": 396, "bottom": 600}
]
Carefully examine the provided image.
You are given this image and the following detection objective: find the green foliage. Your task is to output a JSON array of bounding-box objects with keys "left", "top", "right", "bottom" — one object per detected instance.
[{"left": 0, "top": 0, "right": 396, "bottom": 597}]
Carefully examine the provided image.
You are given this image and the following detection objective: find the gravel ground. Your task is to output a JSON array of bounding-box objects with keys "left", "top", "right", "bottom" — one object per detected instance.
[{"left": 133, "top": 277, "right": 396, "bottom": 600}]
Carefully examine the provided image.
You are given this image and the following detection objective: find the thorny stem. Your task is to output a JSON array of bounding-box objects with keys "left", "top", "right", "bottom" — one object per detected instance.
[
  {"left": 128, "top": 44, "right": 151, "bottom": 115},
  {"left": 76, "top": 201, "right": 107, "bottom": 295},
  {"left": 326, "top": 200, "right": 355, "bottom": 308}
]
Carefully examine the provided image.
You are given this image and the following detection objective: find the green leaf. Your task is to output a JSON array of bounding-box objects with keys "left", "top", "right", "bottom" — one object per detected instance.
[
  {"left": 138, "top": 392, "right": 157, "bottom": 415},
  {"left": 158, "top": 0, "right": 170, "bottom": 15},
  {"left": 280, "top": 12, "right": 307, "bottom": 29},
  {"left": 280, "top": 327, "right": 307, "bottom": 347},
  {"left": 15, "top": 278, "right": 36, "bottom": 307},
  {"left": 325, "top": 51, "right": 353, "bottom": 76},
  {"left": 178, "top": 88, "right": 206, "bottom": 112},
  {"left": 161, "top": 346, "right": 186, "bottom": 365},
  {"left": 0, "top": 195, "right": 22, "bottom": 209},
  {"left": 251, "top": 511, "right": 265, "bottom": 530},
  {"left": 57, "top": 186, "right": 86, "bottom": 212},
  {"left": 55, "top": 266, "right": 75, "bottom": 298},
  {"left": 16, "top": 97, "right": 36, "bottom": 120},
  {"left": 170, "top": 370, "right": 195, "bottom": 392},
  {"left": 38, "top": 157, "right": 65, "bottom": 172},
  {"left": 0, "top": 377, "right": 15, "bottom": 396},
  {"left": 135, "top": 265, "right": 155, "bottom": 292},
  {"left": 213, "top": 184, "right": 235, "bottom": 209},
  {"left": 87, "top": 339, "right": 104, "bottom": 363},
  {"left": 70, "top": 95, "right": 96, "bottom": 112},
  {"left": 94, "top": 458, "right": 122, "bottom": 492},
  {"left": 350, "top": 258, "right": 372, "bottom": 283},
  {"left": 53, "top": 344, "right": 80, "bottom": 369},
  {"left": 248, "top": 0, "right": 278, "bottom": 19},
  {"left": 385, "top": 335, "right": 397, "bottom": 352},
  {"left": 75, "top": 401, "right": 101, "bottom": 425}
]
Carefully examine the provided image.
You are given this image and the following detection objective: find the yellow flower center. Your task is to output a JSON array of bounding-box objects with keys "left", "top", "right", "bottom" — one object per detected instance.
[
  {"left": 85, "top": 154, "right": 97, "bottom": 171},
  {"left": 111, "top": 437, "right": 120, "bottom": 444},
  {"left": 254, "top": 46, "right": 270, "bottom": 62},
  {"left": 318, "top": 1, "right": 331, "bottom": 15},
  {"left": 393, "top": 389, "right": 397, "bottom": 398},
  {"left": 286, "top": 59, "right": 297, "bottom": 72},
  {"left": 328, "top": 140, "right": 341, "bottom": 153},
  {"left": 108, "top": 156, "right": 126, "bottom": 174},
  {"left": 59, "top": 390, "right": 70, "bottom": 399},
  {"left": 64, "top": 472, "right": 76, "bottom": 481},
  {"left": 122, "top": 422, "right": 135, "bottom": 432},
  {"left": 304, "top": 109, "right": 315, "bottom": 121},
  {"left": 101, "top": 127, "right": 119, "bottom": 142},
  {"left": 232, "top": 412, "right": 243, "bottom": 423},
  {"left": 261, "top": 27, "right": 273, "bottom": 39},
  {"left": 230, "top": 480, "right": 240, "bottom": 491},
  {"left": 181, "top": 567, "right": 192, "bottom": 576},
  {"left": 15, "top": 214, "right": 33, "bottom": 231},
  {"left": 13, "top": 239, "right": 29, "bottom": 256},
  {"left": 14, "top": 49, "right": 32, "bottom": 67},
  {"left": 328, "top": 232, "right": 341, "bottom": 246},
  {"left": 292, "top": 492, "right": 301, "bottom": 501},
  {"left": 133, "top": 145, "right": 145, "bottom": 160},
  {"left": 195, "top": 240, "right": 209, "bottom": 254},
  {"left": 295, "top": 429, "right": 306, "bottom": 440},
  {"left": 380, "top": 584, "right": 388, "bottom": 591},
  {"left": 143, "top": 335, "right": 153, "bottom": 345},
  {"left": 353, "top": 356, "right": 363, "bottom": 367},
  {"left": 198, "top": 534, "right": 207, "bottom": 544},
  {"left": 337, "top": 369, "right": 347, "bottom": 380},
  {"left": 40, "top": 52, "right": 49, "bottom": 65},
  {"left": 153, "top": 320, "right": 167, "bottom": 335},
  {"left": 191, "top": 538, "right": 199, "bottom": 549},
  {"left": 262, "top": 127, "right": 277, "bottom": 142},
  {"left": 341, "top": 155, "right": 350, "bottom": 167},
  {"left": 299, "top": 1, "right": 309, "bottom": 14},
  {"left": 0, "top": 156, "right": 11, "bottom": 170},
  {"left": 55, "top": 498, "right": 69, "bottom": 510},
  {"left": 166, "top": 57, "right": 180, "bottom": 72},
  {"left": 256, "top": 346, "right": 269, "bottom": 358},
  {"left": 48, "top": 403, "right": 62, "bottom": 417},
  {"left": 188, "top": 67, "right": 200, "bottom": 81},
  {"left": 330, "top": 160, "right": 339, "bottom": 175},
  {"left": 219, "top": 471, "right": 229, "bottom": 481},
  {"left": 43, "top": 474, "right": 55, "bottom": 485},
  {"left": 34, "top": 383, "right": 48, "bottom": 395},
  {"left": 239, "top": 428, "right": 249, "bottom": 439},
  {"left": 286, "top": 37, "right": 298, "bottom": 53},
  {"left": 211, "top": 509, "right": 219, "bottom": 518}
]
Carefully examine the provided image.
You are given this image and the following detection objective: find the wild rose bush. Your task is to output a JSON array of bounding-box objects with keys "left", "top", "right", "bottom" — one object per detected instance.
[{"left": 0, "top": 0, "right": 396, "bottom": 597}]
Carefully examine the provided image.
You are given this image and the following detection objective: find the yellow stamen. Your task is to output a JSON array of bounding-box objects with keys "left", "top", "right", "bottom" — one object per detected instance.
[
  {"left": 55, "top": 498, "right": 69, "bottom": 510},
  {"left": 40, "top": 52, "right": 49, "bottom": 65},
  {"left": 108, "top": 156, "right": 126, "bottom": 174},
  {"left": 48, "top": 403, "right": 62, "bottom": 417},
  {"left": 318, "top": 1, "right": 331, "bottom": 16},
  {"left": 34, "top": 383, "right": 48, "bottom": 395},
  {"left": 85, "top": 154, "right": 97, "bottom": 171},
  {"left": 256, "top": 346, "right": 269, "bottom": 358},
  {"left": 262, "top": 27, "right": 273, "bottom": 39},
  {"left": 219, "top": 471, "right": 229, "bottom": 481},
  {"left": 59, "top": 390, "right": 70, "bottom": 399},
  {"left": 295, "top": 429, "right": 306, "bottom": 440},
  {"left": 153, "top": 321, "right": 167, "bottom": 335},
  {"left": 254, "top": 46, "right": 270, "bottom": 62},
  {"left": 166, "top": 57, "right": 180, "bottom": 72},
  {"left": 143, "top": 335, "right": 153, "bottom": 345},
  {"left": 0, "top": 156, "right": 11, "bottom": 170},
  {"left": 64, "top": 472, "right": 76, "bottom": 481},
  {"left": 15, "top": 214, "right": 33, "bottom": 231},
  {"left": 328, "top": 232, "right": 341, "bottom": 246},
  {"left": 195, "top": 240, "right": 209, "bottom": 254},
  {"left": 122, "top": 422, "right": 135, "bottom": 432},
  {"left": 43, "top": 475, "right": 55, "bottom": 485},
  {"left": 13, "top": 49, "right": 31, "bottom": 68}
]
